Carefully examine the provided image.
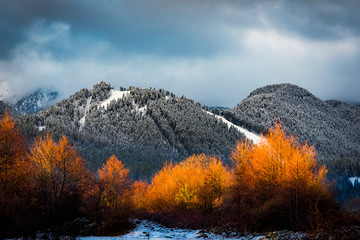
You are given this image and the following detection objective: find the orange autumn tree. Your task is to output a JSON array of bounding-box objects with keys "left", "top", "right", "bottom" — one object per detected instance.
[
  {"left": 229, "top": 122, "right": 333, "bottom": 230},
  {"left": 98, "top": 155, "right": 131, "bottom": 210},
  {"left": 0, "top": 111, "right": 27, "bottom": 193},
  {"left": 0, "top": 111, "right": 30, "bottom": 234},
  {"left": 145, "top": 154, "right": 229, "bottom": 212},
  {"left": 131, "top": 180, "right": 149, "bottom": 210},
  {"left": 28, "top": 133, "right": 89, "bottom": 218}
]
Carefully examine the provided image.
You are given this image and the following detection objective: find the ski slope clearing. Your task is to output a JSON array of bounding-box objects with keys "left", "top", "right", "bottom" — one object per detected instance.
[
  {"left": 79, "top": 97, "right": 92, "bottom": 130},
  {"left": 100, "top": 90, "right": 130, "bottom": 109},
  {"left": 205, "top": 110, "right": 262, "bottom": 144}
]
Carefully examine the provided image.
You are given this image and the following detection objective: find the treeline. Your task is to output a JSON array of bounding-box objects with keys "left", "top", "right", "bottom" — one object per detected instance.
[{"left": 0, "top": 112, "right": 357, "bottom": 238}]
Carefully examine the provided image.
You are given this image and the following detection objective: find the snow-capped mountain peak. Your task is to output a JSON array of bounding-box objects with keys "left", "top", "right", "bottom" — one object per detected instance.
[{"left": 14, "top": 88, "right": 59, "bottom": 115}]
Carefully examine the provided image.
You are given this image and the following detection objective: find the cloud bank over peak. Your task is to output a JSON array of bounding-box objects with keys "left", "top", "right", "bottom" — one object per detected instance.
[{"left": 1, "top": 0, "right": 360, "bottom": 106}]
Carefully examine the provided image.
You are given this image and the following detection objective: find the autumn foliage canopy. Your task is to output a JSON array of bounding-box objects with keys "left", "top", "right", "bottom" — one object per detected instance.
[
  {"left": 143, "top": 154, "right": 229, "bottom": 212},
  {"left": 0, "top": 112, "right": 339, "bottom": 236},
  {"left": 229, "top": 122, "right": 333, "bottom": 230}
]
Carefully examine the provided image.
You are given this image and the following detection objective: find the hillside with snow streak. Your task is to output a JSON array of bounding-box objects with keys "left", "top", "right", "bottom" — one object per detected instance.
[
  {"left": 17, "top": 82, "right": 245, "bottom": 179},
  {"left": 229, "top": 83, "right": 360, "bottom": 177},
  {"left": 205, "top": 110, "right": 261, "bottom": 144}
]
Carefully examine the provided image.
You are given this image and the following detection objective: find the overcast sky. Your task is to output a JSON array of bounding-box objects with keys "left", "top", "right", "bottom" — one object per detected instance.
[{"left": 1, "top": 0, "right": 360, "bottom": 107}]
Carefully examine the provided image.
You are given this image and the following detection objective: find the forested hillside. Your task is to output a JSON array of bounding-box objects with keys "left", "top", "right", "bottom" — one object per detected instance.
[
  {"left": 225, "top": 83, "right": 360, "bottom": 178},
  {"left": 16, "top": 82, "right": 245, "bottom": 178},
  {"left": 3, "top": 82, "right": 360, "bottom": 180}
]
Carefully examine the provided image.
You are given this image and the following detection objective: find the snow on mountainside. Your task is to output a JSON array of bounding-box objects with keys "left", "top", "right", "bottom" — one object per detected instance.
[
  {"left": 16, "top": 82, "right": 245, "bottom": 179},
  {"left": 205, "top": 110, "right": 261, "bottom": 144},
  {"left": 12, "top": 82, "right": 360, "bottom": 179},
  {"left": 79, "top": 96, "right": 92, "bottom": 130},
  {"left": 13, "top": 88, "right": 59, "bottom": 114},
  {"left": 227, "top": 83, "right": 360, "bottom": 177},
  {"left": 100, "top": 89, "right": 130, "bottom": 109}
]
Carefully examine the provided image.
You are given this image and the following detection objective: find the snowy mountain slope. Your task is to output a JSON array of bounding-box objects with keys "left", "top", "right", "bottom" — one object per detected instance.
[
  {"left": 13, "top": 82, "right": 360, "bottom": 179},
  {"left": 204, "top": 110, "right": 261, "bottom": 144},
  {"left": 17, "top": 82, "right": 245, "bottom": 179},
  {"left": 227, "top": 83, "right": 360, "bottom": 176},
  {"left": 99, "top": 89, "right": 130, "bottom": 109},
  {"left": 13, "top": 88, "right": 59, "bottom": 114}
]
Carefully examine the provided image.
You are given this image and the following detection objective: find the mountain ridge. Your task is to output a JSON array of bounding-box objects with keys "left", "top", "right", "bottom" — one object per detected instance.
[
  {"left": 16, "top": 82, "right": 245, "bottom": 178},
  {"left": 227, "top": 83, "right": 360, "bottom": 177},
  {"left": 2, "top": 82, "right": 359, "bottom": 178},
  {"left": 12, "top": 88, "right": 59, "bottom": 115}
]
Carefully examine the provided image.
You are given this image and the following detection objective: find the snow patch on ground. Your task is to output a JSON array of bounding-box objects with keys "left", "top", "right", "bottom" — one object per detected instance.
[
  {"left": 78, "top": 220, "right": 241, "bottom": 240},
  {"left": 100, "top": 90, "right": 130, "bottom": 109},
  {"left": 205, "top": 110, "right": 262, "bottom": 144},
  {"left": 138, "top": 106, "right": 147, "bottom": 115},
  {"left": 37, "top": 126, "right": 46, "bottom": 131},
  {"left": 130, "top": 101, "right": 147, "bottom": 115},
  {"left": 79, "top": 97, "right": 92, "bottom": 130},
  {"left": 349, "top": 177, "right": 360, "bottom": 187}
]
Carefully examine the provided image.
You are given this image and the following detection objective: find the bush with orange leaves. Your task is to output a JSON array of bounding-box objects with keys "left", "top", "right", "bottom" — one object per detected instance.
[
  {"left": 229, "top": 122, "right": 337, "bottom": 231},
  {"left": 144, "top": 154, "right": 229, "bottom": 213}
]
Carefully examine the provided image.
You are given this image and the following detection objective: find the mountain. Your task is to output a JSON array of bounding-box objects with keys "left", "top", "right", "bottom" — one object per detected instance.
[
  {"left": 10, "top": 82, "right": 360, "bottom": 179},
  {"left": 17, "top": 82, "right": 245, "bottom": 178},
  {"left": 225, "top": 83, "right": 360, "bottom": 177},
  {"left": 13, "top": 88, "right": 59, "bottom": 114}
]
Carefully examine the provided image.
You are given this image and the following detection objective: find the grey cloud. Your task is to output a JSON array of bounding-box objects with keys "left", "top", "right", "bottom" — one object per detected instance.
[
  {"left": 2, "top": 0, "right": 359, "bottom": 59},
  {"left": 0, "top": 0, "right": 250, "bottom": 58},
  {"left": 1, "top": 0, "right": 360, "bottom": 106},
  {"left": 265, "top": 0, "right": 360, "bottom": 39}
]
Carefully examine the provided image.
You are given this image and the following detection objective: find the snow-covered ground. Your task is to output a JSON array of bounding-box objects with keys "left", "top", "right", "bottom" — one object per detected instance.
[
  {"left": 205, "top": 111, "right": 262, "bottom": 145},
  {"left": 37, "top": 126, "right": 46, "bottom": 131},
  {"left": 100, "top": 90, "right": 130, "bottom": 109},
  {"left": 78, "top": 220, "right": 244, "bottom": 240}
]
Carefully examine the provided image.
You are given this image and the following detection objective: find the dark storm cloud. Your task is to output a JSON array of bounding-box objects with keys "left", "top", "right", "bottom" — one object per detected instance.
[
  {"left": 2, "top": 0, "right": 359, "bottom": 59},
  {"left": 0, "top": 0, "right": 248, "bottom": 58},
  {"left": 264, "top": 0, "right": 360, "bottom": 39}
]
